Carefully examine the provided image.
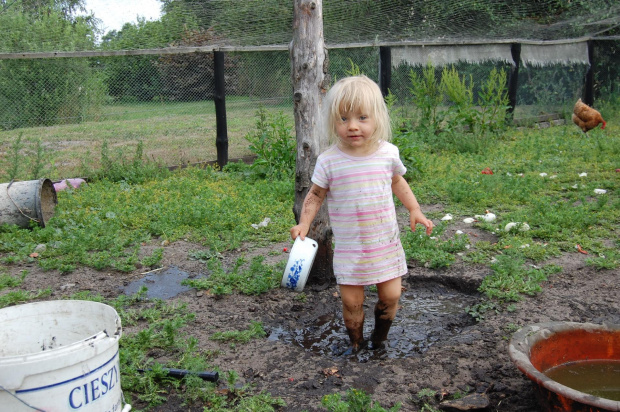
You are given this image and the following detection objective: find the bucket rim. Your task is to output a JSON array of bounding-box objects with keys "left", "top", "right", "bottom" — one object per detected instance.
[{"left": 508, "top": 321, "right": 620, "bottom": 410}]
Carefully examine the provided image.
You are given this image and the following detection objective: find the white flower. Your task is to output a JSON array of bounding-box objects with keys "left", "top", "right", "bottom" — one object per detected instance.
[
  {"left": 539, "top": 173, "right": 548, "bottom": 177},
  {"left": 579, "top": 172, "right": 587, "bottom": 177},
  {"left": 441, "top": 214, "right": 453, "bottom": 221},
  {"left": 594, "top": 189, "right": 607, "bottom": 195},
  {"left": 455, "top": 230, "right": 464, "bottom": 235},
  {"left": 463, "top": 217, "right": 475, "bottom": 224}
]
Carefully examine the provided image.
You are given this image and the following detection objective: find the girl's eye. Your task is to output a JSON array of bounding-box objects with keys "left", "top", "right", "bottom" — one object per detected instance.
[
  {"left": 360, "top": 115, "right": 368, "bottom": 121},
  {"left": 340, "top": 116, "right": 347, "bottom": 122}
]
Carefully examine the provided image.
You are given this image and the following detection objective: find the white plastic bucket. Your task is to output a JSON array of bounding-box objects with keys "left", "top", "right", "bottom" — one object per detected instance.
[{"left": 0, "top": 300, "right": 127, "bottom": 411}]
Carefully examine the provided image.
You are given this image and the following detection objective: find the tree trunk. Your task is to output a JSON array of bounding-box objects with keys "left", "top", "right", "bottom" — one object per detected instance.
[{"left": 290, "top": 0, "right": 333, "bottom": 286}]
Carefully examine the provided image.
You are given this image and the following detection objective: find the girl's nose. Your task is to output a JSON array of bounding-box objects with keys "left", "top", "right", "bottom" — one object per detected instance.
[{"left": 348, "top": 119, "right": 359, "bottom": 130}]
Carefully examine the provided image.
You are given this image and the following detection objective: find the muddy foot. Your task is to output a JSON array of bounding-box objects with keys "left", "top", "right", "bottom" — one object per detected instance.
[
  {"left": 367, "top": 340, "right": 385, "bottom": 350},
  {"left": 334, "top": 340, "right": 367, "bottom": 356}
]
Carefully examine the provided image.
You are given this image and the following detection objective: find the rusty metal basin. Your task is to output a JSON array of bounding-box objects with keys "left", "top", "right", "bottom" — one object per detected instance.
[{"left": 509, "top": 322, "right": 620, "bottom": 412}]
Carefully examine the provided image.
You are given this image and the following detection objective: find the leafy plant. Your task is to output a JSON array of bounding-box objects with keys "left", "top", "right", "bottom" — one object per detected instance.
[
  {"left": 141, "top": 248, "right": 164, "bottom": 269},
  {"left": 183, "top": 256, "right": 283, "bottom": 296},
  {"left": 245, "top": 106, "right": 296, "bottom": 179},
  {"left": 210, "top": 321, "right": 266, "bottom": 344},
  {"left": 322, "top": 388, "right": 401, "bottom": 412},
  {"left": 409, "top": 63, "right": 443, "bottom": 132}
]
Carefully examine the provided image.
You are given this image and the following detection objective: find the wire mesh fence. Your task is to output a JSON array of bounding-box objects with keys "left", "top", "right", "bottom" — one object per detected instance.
[{"left": 0, "top": 41, "right": 618, "bottom": 180}]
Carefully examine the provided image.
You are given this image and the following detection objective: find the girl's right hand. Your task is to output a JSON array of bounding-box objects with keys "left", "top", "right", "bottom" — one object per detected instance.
[{"left": 290, "top": 224, "right": 309, "bottom": 240}]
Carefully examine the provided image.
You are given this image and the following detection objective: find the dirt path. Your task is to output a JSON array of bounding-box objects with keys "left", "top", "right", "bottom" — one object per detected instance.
[{"left": 11, "top": 222, "right": 620, "bottom": 411}]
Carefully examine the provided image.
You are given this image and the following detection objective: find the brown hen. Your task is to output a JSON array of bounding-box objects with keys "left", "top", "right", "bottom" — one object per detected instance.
[{"left": 572, "top": 98, "right": 606, "bottom": 133}]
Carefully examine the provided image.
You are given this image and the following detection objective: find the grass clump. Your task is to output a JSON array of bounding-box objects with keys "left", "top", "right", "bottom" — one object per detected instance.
[
  {"left": 322, "top": 388, "right": 401, "bottom": 412},
  {"left": 183, "top": 256, "right": 284, "bottom": 297}
]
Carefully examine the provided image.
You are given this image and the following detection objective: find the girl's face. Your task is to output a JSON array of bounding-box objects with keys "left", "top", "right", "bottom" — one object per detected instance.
[{"left": 335, "top": 108, "right": 377, "bottom": 155}]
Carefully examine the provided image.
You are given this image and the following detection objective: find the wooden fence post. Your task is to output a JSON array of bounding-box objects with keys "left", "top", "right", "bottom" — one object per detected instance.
[{"left": 291, "top": 0, "right": 333, "bottom": 286}]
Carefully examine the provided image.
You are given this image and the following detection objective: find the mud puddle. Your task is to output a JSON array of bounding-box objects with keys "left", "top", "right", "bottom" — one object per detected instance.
[
  {"left": 122, "top": 266, "right": 204, "bottom": 299},
  {"left": 269, "top": 281, "right": 479, "bottom": 360}
]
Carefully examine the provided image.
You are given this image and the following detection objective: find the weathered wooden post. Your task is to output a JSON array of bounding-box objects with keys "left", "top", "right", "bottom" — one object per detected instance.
[{"left": 290, "top": 0, "right": 333, "bottom": 285}]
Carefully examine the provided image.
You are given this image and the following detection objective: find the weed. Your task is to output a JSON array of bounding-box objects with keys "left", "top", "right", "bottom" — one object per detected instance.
[
  {"left": 210, "top": 321, "right": 266, "bottom": 344},
  {"left": 465, "top": 300, "right": 502, "bottom": 322},
  {"left": 183, "top": 256, "right": 283, "bottom": 296},
  {"left": 244, "top": 106, "right": 296, "bottom": 179},
  {"left": 86, "top": 139, "right": 170, "bottom": 184},
  {"left": 0, "top": 288, "right": 51, "bottom": 308},
  {"left": 294, "top": 292, "right": 307, "bottom": 303},
  {"left": 188, "top": 249, "right": 222, "bottom": 262},
  {"left": 322, "top": 388, "right": 401, "bottom": 412},
  {"left": 141, "top": 248, "right": 163, "bottom": 268},
  {"left": 402, "top": 224, "right": 469, "bottom": 269}
]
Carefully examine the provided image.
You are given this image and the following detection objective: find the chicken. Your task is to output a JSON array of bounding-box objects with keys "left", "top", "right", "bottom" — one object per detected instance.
[{"left": 572, "top": 98, "right": 606, "bottom": 133}]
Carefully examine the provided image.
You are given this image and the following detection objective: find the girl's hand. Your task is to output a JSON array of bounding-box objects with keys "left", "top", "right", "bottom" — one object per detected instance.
[
  {"left": 410, "top": 210, "right": 434, "bottom": 236},
  {"left": 290, "top": 223, "right": 310, "bottom": 240}
]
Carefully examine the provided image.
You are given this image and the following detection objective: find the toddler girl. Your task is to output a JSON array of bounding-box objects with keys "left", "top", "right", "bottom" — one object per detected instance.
[{"left": 290, "top": 75, "right": 434, "bottom": 354}]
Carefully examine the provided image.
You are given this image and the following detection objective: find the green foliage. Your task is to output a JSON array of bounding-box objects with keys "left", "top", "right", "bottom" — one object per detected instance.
[
  {"left": 478, "top": 255, "right": 559, "bottom": 303},
  {"left": 0, "top": 166, "right": 292, "bottom": 273},
  {"left": 401, "top": 223, "right": 469, "bottom": 269},
  {"left": 322, "top": 388, "right": 401, "bottom": 412},
  {"left": 244, "top": 107, "right": 296, "bottom": 179},
  {"left": 409, "top": 63, "right": 443, "bottom": 130},
  {"left": 141, "top": 248, "right": 164, "bottom": 269},
  {"left": 210, "top": 321, "right": 266, "bottom": 344},
  {"left": 183, "top": 256, "right": 283, "bottom": 296},
  {"left": 0, "top": 288, "right": 51, "bottom": 309},
  {"left": 87, "top": 139, "right": 171, "bottom": 184},
  {"left": 401, "top": 62, "right": 510, "bottom": 154}
]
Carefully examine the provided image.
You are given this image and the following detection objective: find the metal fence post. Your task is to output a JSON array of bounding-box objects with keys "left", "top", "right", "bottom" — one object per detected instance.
[
  {"left": 507, "top": 43, "right": 521, "bottom": 121},
  {"left": 584, "top": 40, "right": 594, "bottom": 106},
  {"left": 214, "top": 50, "right": 228, "bottom": 169},
  {"left": 379, "top": 46, "right": 391, "bottom": 97}
]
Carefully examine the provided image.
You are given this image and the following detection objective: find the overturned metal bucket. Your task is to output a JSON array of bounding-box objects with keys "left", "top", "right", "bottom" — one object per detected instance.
[{"left": 0, "top": 179, "right": 57, "bottom": 228}]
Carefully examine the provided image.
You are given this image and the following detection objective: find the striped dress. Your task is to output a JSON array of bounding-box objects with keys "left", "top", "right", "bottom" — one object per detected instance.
[{"left": 312, "top": 142, "right": 408, "bottom": 285}]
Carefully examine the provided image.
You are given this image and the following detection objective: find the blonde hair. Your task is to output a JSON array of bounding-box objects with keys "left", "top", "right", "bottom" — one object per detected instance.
[{"left": 323, "top": 75, "right": 392, "bottom": 145}]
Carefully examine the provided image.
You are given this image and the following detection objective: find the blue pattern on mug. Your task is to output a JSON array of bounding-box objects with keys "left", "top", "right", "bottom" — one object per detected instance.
[{"left": 285, "top": 258, "right": 305, "bottom": 289}]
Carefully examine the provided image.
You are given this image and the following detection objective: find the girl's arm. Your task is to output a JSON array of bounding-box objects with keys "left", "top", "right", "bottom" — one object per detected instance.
[
  {"left": 392, "top": 174, "right": 434, "bottom": 235},
  {"left": 290, "top": 183, "right": 328, "bottom": 240}
]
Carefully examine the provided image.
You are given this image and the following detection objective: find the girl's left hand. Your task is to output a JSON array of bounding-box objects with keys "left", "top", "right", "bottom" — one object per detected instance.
[{"left": 411, "top": 210, "right": 434, "bottom": 235}]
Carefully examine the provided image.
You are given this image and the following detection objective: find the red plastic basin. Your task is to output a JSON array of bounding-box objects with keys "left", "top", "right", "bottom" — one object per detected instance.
[{"left": 509, "top": 322, "right": 620, "bottom": 412}]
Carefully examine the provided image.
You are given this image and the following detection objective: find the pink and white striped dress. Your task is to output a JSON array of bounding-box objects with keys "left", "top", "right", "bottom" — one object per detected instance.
[{"left": 312, "top": 142, "right": 408, "bottom": 285}]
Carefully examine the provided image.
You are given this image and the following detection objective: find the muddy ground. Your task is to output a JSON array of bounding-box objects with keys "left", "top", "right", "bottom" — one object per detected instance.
[{"left": 11, "top": 209, "right": 620, "bottom": 411}]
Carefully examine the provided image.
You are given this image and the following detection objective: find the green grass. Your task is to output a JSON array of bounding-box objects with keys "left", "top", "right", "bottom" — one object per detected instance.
[
  {"left": 0, "top": 98, "right": 293, "bottom": 180},
  {"left": 0, "top": 99, "right": 618, "bottom": 410}
]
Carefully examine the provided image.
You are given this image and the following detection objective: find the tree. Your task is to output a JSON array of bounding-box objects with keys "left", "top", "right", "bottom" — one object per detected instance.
[
  {"left": 290, "top": 0, "right": 333, "bottom": 285},
  {"left": 0, "top": 0, "right": 101, "bottom": 129}
]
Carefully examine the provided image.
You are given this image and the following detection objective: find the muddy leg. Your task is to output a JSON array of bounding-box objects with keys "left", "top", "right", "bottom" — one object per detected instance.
[
  {"left": 339, "top": 284, "right": 366, "bottom": 355},
  {"left": 369, "top": 277, "right": 401, "bottom": 350},
  {"left": 342, "top": 314, "right": 366, "bottom": 355},
  {"left": 368, "top": 303, "right": 393, "bottom": 350}
]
